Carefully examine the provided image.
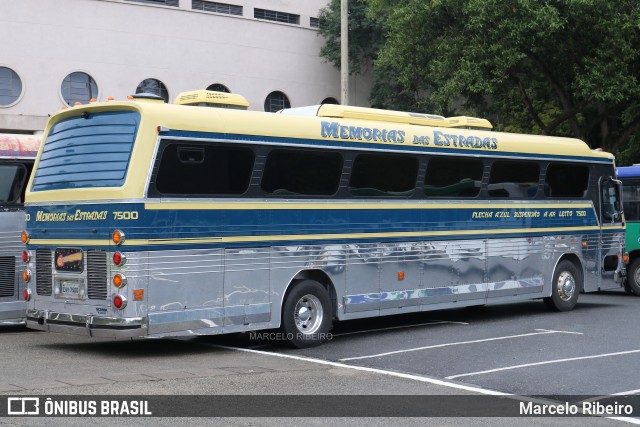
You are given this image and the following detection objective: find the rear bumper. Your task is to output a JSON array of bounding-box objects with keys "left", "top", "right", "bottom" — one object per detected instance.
[
  {"left": 0, "top": 300, "right": 26, "bottom": 324},
  {"left": 26, "top": 309, "right": 147, "bottom": 338}
]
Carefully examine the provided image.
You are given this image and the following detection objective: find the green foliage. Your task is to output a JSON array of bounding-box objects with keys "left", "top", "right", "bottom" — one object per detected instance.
[{"left": 318, "top": 0, "right": 640, "bottom": 161}]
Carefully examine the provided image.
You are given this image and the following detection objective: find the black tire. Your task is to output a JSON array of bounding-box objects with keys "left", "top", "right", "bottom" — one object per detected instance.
[
  {"left": 281, "top": 280, "right": 333, "bottom": 348},
  {"left": 543, "top": 260, "right": 580, "bottom": 312},
  {"left": 627, "top": 258, "right": 640, "bottom": 295}
]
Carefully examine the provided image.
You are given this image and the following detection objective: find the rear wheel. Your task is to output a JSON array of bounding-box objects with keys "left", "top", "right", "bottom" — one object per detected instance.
[
  {"left": 544, "top": 260, "right": 580, "bottom": 311},
  {"left": 281, "top": 280, "right": 332, "bottom": 348},
  {"left": 627, "top": 258, "right": 640, "bottom": 295}
]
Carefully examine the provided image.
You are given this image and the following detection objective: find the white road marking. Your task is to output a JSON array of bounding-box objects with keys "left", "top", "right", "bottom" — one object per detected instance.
[
  {"left": 339, "top": 329, "right": 582, "bottom": 361},
  {"left": 209, "top": 343, "right": 640, "bottom": 424},
  {"left": 210, "top": 343, "right": 509, "bottom": 396},
  {"left": 331, "top": 320, "right": 468, "bottom": 337},
  {"left": 446, "top": 349, "right": 640, "bottom": 379}
]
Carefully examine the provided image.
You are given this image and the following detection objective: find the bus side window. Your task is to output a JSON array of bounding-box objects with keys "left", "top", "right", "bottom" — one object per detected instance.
[
  {"left": 349, "top": 153, "right": 418, "bottom": 197},
  {"left": 424, "top": 157, "right": 482, "bottom": 198},
  {"left": 488, "top": 160, "right": 540, "bottom": 198}
]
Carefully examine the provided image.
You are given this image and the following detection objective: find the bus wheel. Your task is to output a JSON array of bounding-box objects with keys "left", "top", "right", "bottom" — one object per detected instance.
[
  {"left": 627, "top": 258, "right": 640, "bottom": 295},
  {"left": 544, "top": 260, "right": 580, "bottom": 312},
  {"left": 281, "top": 280, "right": 332, "bottom": 348}
]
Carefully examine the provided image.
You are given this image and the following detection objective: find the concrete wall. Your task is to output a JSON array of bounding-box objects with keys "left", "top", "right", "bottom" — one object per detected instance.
[{"left": 0, "top": 0, "right": 371, "bottom": 132}]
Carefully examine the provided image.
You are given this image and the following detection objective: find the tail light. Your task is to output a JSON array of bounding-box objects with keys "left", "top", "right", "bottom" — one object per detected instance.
[
  {"left": 113, "top": 251, "right": 126, "bottom": 266},
  {"left": 23, "top": 289, "right": 31, "bottom": 301},
  {"left": 113, "top": 273, "right": 127, "bottom": 288},
  {"left": 22, "top": 269, "right": 31, "bottom": 283},
  {"left": 113, "top": 295, "right": 127, "bottom": 310}
]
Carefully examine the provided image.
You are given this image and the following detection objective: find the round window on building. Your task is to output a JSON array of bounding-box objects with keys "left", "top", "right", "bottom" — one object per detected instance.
[
  {"left": 61, "top": 72, "right": 98, "bottom": 106},
  {"left": 136, "top": 78, "right": 169, "bottom": 102},
  {"left": 321, "top": 97, "right": 339, "bottom": 105},
  {"left": 0, "top": 67, "right": 23, "bottom": 107},
  {"left": 264, "top": 91, "right": 291, "bottom": 112},
  {"left": 206, "top": 83, "right": 230, "bottom": 93}
]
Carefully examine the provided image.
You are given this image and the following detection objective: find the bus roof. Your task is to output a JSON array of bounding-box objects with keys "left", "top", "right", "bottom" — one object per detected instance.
[
  {"left": 26, "top": 99, "right": 615, "bottom": 202},
  {"left": 616, "top": 165, "right": 640, "bottom": 179},
  {"left": 0, "top": 133, "right": 41, "bottom": 158}
]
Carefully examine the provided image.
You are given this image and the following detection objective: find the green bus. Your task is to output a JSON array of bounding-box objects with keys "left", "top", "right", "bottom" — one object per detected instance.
[{"left": 618, "top": 165, "right": 640, "bottom": 294}]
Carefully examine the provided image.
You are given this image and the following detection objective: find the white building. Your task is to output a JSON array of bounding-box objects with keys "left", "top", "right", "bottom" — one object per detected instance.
[{"left": 0, "top": 0, "right": 370, "bottom": 133}]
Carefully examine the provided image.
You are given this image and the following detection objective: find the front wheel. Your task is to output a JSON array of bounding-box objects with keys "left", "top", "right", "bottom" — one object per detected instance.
[
  {"left": 544, "top": 260, "right": 580, "bottom": 312},
  {"left": 281, "top": 280, "right": 333, "bottom": 348},
  {"left": 626, "top": 258, "right": 640, "bottom": 295}
]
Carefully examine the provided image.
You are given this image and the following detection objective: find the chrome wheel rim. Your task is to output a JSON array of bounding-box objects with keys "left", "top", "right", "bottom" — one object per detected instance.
[
  {"left": 293, "top": 294, "right": 323, "bottom": 334},
  {"left": 556, "top": 271, "right": 576, "bottom": 301}
]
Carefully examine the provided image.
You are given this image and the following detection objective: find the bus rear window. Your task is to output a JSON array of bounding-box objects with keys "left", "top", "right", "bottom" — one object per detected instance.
[
  {"left": 154, "top": 142, "right": 254, "bottom": 196},
  {"left": 31, "top": 111, "right": 140, "bottom": 191}
]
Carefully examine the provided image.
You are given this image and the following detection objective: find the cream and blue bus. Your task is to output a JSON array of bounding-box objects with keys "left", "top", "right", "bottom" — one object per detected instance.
[
  {"left": 0, "top": 133, "right": 40, "bottom": 323},
  {"left": 22, "top": 91, "right": 625, "bottom": 347}
]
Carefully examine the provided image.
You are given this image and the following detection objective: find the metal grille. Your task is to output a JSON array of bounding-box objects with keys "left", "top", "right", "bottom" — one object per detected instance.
[
  {"left": 36, "top": 249, "right": 52, "bottom": 296},
  {"left": 0, "top": 257, "right": 16, "bottom": 297},
  {"left": 192, "top": 0, "right": 242, "bottom": 16},
  {"left": 124, "top": 0, "right": 179, "bottom": 6},
  {"left": 87, "top": 250, "right": 107, "bottom": 300},
  {"left": 310, "top": 17, "right": 320, "bottom": 28},
  {"left": 254, "top": 8, "right": 299, "bottom": 25}
]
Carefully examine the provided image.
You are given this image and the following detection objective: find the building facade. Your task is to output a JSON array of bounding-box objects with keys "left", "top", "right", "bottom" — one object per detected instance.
[{"left": 0, "top": 0, "right": 370, "bottom": 133}]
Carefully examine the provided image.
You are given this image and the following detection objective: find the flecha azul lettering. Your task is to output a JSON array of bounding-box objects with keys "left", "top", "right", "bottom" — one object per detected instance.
[{"left": 321, "top": 121, "right": 405, "bottom": 143}]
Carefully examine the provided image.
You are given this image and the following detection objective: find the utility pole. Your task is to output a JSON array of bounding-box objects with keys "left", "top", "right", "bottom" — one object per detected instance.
[{"left": 340, "top": 0, "right": 349, "bottom": 105}]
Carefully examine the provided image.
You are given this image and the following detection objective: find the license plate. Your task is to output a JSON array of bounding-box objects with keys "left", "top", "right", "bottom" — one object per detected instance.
[{"left": 58, "top": 280, "right": 84, "bottom": 299}]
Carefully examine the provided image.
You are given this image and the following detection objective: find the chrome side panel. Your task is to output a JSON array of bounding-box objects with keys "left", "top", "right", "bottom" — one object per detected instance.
[
  {"left": 146, "top": 249, "right": 223, "bottom": 335},
  {"left": 26, "top": 232, "right": 623, "bottom": 337},
  {"left": 487, "top": 237, "right": 545, "bottom": 299},
  {"left": 0, "top": 211, "right": 26, "bottom": 323}
]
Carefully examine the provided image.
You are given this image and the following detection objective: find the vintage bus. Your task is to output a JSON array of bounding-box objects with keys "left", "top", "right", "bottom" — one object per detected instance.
[
  {"left": 22, "top": 92, "right": 625, "bottom": 347},
  {"left": 616, "top": 165, "right": 640, "bottom": 294},
  {"left": 0, "top": 133, "right": 40, "bottom": 323}
]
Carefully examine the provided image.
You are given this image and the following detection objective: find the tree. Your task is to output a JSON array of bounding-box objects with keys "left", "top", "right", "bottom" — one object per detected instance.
[{"left": 319, "top": 0, "right": 640, "bottom": 159}]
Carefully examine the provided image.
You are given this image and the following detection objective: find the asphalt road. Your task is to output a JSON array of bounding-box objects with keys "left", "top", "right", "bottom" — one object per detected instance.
[{"left": 0, "top": 289, "right": 638, "bottom": 426}]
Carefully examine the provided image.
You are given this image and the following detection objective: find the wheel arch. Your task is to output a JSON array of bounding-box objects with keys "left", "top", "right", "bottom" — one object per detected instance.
[
  {"left": 282, "top": 269, "right": 338, "bottom": 320},
  {"left": 553, "top": 253, "right": 584, "bottom": 292}
]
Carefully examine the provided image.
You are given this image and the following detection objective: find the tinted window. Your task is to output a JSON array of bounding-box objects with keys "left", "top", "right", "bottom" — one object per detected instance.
[
  {"left": 349, "top": 153, "right": 418, "bottom": 197},
  {"left": 489, "top": 161, "right": 539, "bottom": 198},
  {"left": 0, "top": 164, "right": 27, "bottom": 204},
  {"left": 262, "top": 149, "right": 343, "bottom": 196},
  {"left": 424, "top": 157, "right": 483, "bottom": 198},
  {"left": 155, "top": 143, "right": 254, "bottom": 196},
  {"left": 544, "top": 163, "right": 589, "bottom": 198},
  {"left": 622, "top": 180, "right": 640, "bottom": 221}
]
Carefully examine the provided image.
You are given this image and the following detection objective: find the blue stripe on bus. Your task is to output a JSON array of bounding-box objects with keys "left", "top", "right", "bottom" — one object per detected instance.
[{"left": 25, "top": 203, "right": 618, "bottom": 251}]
